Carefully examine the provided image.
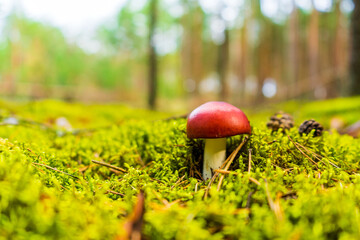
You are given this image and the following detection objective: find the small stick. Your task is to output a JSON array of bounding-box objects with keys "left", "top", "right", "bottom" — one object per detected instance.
[
  {"left": 32, "top": 162, "right": 79, "bottom": 179},
  {"left": 91, "top": 160, "right": 127, "bottom": 173},
  {"left": 204, "top": 171, "right": 219, "bottom": 199},
  {"left": 105, "top": 190, "right": 125, "bottom": 197},
  {"left": 296, "top": 142, "right": 340, "bottom": 168},
  {"left": 264, "top": 179, "right": 275, "bottom": 211},
  {"left": 31, "top": 163, "right": 47, "bottom": 175},
  {"left": 248, "top": 148, "right": 252, "bottom": 174},
  {"left": 287, "top": 136, "right": 319, "bottom": 168},
  {"left": 212, "top": 170, "right": 261, "bottom": 185},
  {"left": 249, "top": 177, "right": 261, "bottom": 186},
  {"left": 214, "top": 169, "right": 238, "bottom": 175},
  {"left": 204, "top": 138, "right": 246, "bottom": 198},
  {"left": 27, "top": 148, "right": 45, "bottom": 163},
  {"left": 171, "top": 175, "right": 186, "bottom": 190},
  {"left": 134, "top": 149, "right": 145, "bottom": 167},
  {"left": 217, "top": 136, "right": 249, "bottom": 191},
  {"left": 245, "top": 191, "right": 254, "bottom": 209},
  {"left": 152, "top": 190, "right": 169, "bottom": 206}
]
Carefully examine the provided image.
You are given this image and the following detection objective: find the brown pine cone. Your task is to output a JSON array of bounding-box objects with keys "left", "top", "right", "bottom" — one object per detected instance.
[
  {"left": 298, "top": 119, "right": 323, "bottom": 137},
  {"left": 267, "top": 112, "right": 294, "bottom": 132}
]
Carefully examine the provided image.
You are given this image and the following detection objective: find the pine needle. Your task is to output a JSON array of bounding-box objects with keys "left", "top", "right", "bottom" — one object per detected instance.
[
  {"left": 91, "top": 159, "right": 127, "bottom": 172},
  {"left": 32, "top": 162, "right": 79, "bottom": 179},
  {"left": 217, "top": 136, "right": 249, "bottom": 191}
]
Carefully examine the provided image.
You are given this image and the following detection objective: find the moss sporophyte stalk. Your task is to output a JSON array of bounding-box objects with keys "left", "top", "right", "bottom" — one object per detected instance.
[{"left": 0, "top": 98, "right": 359, "bottom": 239}]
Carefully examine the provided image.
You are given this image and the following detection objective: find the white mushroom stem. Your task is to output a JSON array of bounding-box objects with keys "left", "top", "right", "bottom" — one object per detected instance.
[{"left": 203, "top": 138, "right": 227, "bottom": 180}]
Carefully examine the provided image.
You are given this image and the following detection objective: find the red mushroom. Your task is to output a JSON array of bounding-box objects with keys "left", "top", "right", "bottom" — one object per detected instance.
[{"left": 187, "top": 101, "right": 251, "bottom": 180}]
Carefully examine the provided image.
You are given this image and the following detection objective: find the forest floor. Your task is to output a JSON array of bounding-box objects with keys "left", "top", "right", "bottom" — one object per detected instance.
[{"left": 0, "top": 97, "right": 360, "bottom": 239}]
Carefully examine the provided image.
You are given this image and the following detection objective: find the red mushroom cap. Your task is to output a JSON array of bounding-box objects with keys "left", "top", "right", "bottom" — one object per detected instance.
[{"left": 187, "top": 101, "right": 251, "bottom": 139}]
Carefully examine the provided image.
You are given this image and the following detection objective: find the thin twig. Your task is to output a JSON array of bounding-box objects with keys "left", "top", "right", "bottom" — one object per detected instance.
[
  {"left": 287, "top": 136, "right": 319, "bottom": 169},
  {"left": 204, "top": 136, "right": 249, "bottom": 198},
  {"left": 134, "top": 149, "right": 145, "bottom": 167},
  {"left": 171, "top": 175, "right": 186, "bottom": 190},
  {"left": 27, "top": 148, "right": 45, "bottom": 163},
  {"left": 213, "top": 169, "right": 261, "bottom": 186},
  {"left": 248, "top": 148, "right": 252, "bottom": 174},
  {"left": 249, "top": 177, "right": 261, "bottom": 186},
  {"left": 106, "top": 190, "right": 125, "bottom": 197},
  {"left": 245, "top": 191, "right": 254, "bottom": 209},
  {"left": 32, "top": 162, "right": 79, "bottom": 179},
  {"left": 296, "top": 142, "right": 340, "bottom": 169},
  {"left": 264, "top": 179, "right": 275, "bottom": 210},
  {"left": 217, "top": 136, "right": 249, "bottom": 191},
  {"left": 91, "top": 160, "right": 127, "bottom": 172},
  {"left": 152, "top": 190, "right": 169, "bottom": 206},
  {"left": 264, "top": 179, "right": 283, "bottom": 221},
  {"left": 214, "top": 169, "right": 238, "bottom": 175}
]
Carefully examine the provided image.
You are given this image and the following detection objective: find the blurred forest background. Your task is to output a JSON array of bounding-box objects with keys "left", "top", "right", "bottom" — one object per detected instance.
[{"left": 0, "top": 0, "right": 359, "bottom": 111}]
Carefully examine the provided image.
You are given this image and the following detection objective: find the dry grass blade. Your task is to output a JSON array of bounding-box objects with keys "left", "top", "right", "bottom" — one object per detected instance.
[{"left": 91, "top": 159, "right": 127, "bottom": 172}]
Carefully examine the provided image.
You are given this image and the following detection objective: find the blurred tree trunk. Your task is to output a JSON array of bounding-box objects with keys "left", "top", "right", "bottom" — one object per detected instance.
[
  {"left": 148, "top": 0, "right": 158, "bottom": 109},
  {"left": 330, "top": 0, "right": 343, "bottom": 97},
  {"left": 218, "top": 28, "right": 229, "bottom": 101},
  {"left": 181, "top": 3, "right": 203, "bottom": 96},
  {"left": 255, "top": 1, "right": 272, "bottom": 104},
  {"left": 308, "top": 3, "right": 320, "bottom": 98},
  {"left": 288, "top": 1, "right": 299, "bottom": 98},
  {"left": 238, "top": 18, "right": 247, "bottom": 102},
  {"left": 257, "top": 25, "right": 272, "bottom": 103},
  {"left": 192, "top": 6, "right": 203, "bottom": 96},
  {"left": 350, "top": 0, "right": 360, "bottom": 95},
  {"left": 7, "top": 42, "right": 18, "bottom": 96}
]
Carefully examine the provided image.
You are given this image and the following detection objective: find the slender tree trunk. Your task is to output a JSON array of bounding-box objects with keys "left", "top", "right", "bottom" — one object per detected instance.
[
  {"left": 192, "top": 6, "right": 203, "bottom": 96},
  {"left": 180, "top": 2, "right": 203, "bottom": 98},
  {"left": 218, "top": 28, "right": 229, "bottom": 101},
  {"left": 7, "top": 42, "right": 17, "bottom": 96},
  {"left": 148, "top": 0, "right": 158, "bottom": 109},
  {"left": 331, "top": 0, "right": 342, "bottom": 97},
  {"left": 288, "top": 1, "right": 299, "bottom": 98},
  {"left": 180, "top": 2, "right": 192, "bottom": 92},
  {"left": 350, "top": 0, "right": 360, "bottom": 95},
  {"left": 253, "top": 0, "right": 272, "bottom": 103},
  {"left": 238, "top": 19, "right": 247, "bottom": 102},
  {"left": 308, "top": 3, "right": 320, "bottom": 98},
  {"left": 257, "top": 25, "right": 271, "bottom": 103}
]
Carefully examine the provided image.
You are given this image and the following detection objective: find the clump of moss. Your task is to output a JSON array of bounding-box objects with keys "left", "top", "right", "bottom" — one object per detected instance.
[{"left": 0, "top": 99, "right": 359, "bottom": 239}]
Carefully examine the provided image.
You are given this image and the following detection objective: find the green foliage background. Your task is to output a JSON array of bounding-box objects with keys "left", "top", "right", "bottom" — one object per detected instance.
[{"left": 0, "top": 97, "right": 360, "bottom": 239}]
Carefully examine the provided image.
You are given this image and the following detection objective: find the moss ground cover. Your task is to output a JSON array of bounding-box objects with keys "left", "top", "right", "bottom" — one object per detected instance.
[{"left": 0, "top": 97, "right": 360, "bottom": 239}]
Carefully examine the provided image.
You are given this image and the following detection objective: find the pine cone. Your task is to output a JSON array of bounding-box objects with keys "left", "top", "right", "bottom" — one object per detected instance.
[
  {"left": 267, "top": 112, "right": 294, "bottom": 132},
  {"left": 298, "top": 119, "right": 323, "bottom": 137}
]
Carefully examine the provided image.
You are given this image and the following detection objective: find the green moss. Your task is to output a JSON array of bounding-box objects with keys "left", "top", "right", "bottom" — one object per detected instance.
[{"left": 0, "top": 98, "right": 360, "bottom": 239}]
